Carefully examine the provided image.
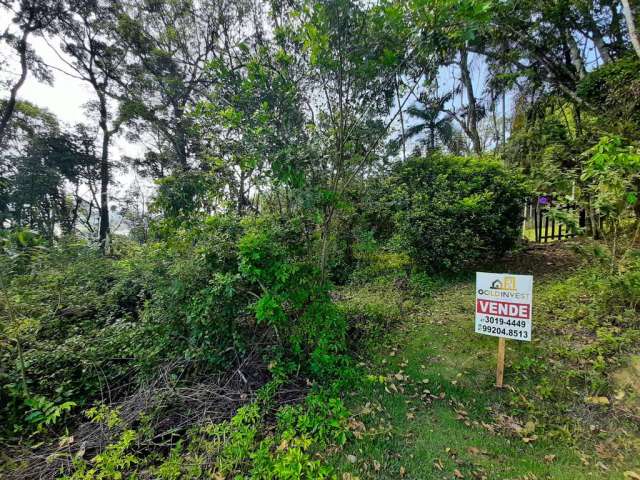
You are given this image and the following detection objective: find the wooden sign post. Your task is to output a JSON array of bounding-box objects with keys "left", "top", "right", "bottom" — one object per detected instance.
[
  {"left": 496, "top": 337, "right": 506, "bottom": 388},
  {"left": 475, "top": 272, "right": 533, "bottom": 389}
]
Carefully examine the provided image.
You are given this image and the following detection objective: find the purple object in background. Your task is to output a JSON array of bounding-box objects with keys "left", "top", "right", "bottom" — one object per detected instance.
[{"left": 538, "top": 196, "right": 549, "bottom": 205}]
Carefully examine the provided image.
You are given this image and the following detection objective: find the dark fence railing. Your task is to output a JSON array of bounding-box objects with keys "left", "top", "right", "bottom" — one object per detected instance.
[{"left": 524, "top": 197, "right": 586, "bottom": 243}]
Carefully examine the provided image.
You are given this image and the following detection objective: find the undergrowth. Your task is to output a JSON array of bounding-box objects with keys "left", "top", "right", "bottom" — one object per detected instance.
[
  {"left": 330, "top": 242, "right": 640, "bottom": 478},
  {"left": 57, "top": 372, "right": 356, "bottom": 480}
]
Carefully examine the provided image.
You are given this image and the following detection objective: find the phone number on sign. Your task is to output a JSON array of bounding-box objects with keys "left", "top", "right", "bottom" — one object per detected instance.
[
  {"left": 478, "top": 324, "right": 529, "bottom": 339},
  {"left": 478, "top": 315, "right": 527, "bottom": 328}
]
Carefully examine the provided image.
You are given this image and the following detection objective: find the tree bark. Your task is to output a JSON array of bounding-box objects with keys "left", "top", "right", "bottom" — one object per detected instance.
[
  {"left": 591, "top": 28, "right": 613, "bottom": 63},
  {"left": 172, "top": 103, "right": 189, "bottom": 169},
  {"left": 430, "top": 122, "right": 436, "bottom": 150},
  {"left": 98, "top": 97, "right": 111, "bottom": 252},
  {"left": 565, "top": 30, "right": 586, "bottom": 80},
  {"left": 502, "top": 90, "right": 506, "bottom": 146},
  {"left": 237, "top": 168, "right": 245, "bottom": 216},
  {"left": 395, "top": 75, "right": 406, "bottom": 161},
  {"left": 491, "top": 94, "right": 500, "bottom": 148},
  {"left": 0, "top": 29, "right": 30, "bottom": 146},
  {"left": 458, "top": 47, "right": 482, "bottom": 155},
  {"left": 621, "top": 0, "right": 640, "bottom": 59}
]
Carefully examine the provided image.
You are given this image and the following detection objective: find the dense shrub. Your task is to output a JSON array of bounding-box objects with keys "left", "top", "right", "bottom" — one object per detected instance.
[
  {"left": 0, "top": 218, "right": 251, "bottom": 434},
  {"left": 238, "top": 215, "right": 347, "bottom": 377},
  {"left": 1, "top": 213, "right": 349, "bottom": 435},
  {"left": 388, "top": 153, "right": 528, "bottom": 272}
]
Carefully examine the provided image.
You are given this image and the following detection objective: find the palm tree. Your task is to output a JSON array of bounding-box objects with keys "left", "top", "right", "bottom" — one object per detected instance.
[{"left": 394, "top": 93, "right": 456, "bottom": 155}]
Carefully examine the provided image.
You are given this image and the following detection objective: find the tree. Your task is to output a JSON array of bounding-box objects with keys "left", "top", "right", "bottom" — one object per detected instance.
[
  {"left": 112, "top": 0, "right": 258, "bottom": 176},
  {"left": 0, "top": 101, "right": 98, "bottom": 238},
  {"left": 405, "top": 0, "right": 493, "bottom": 154},
  {"left": 193, "top": 0, "right": 415, "bottom": 258},
  {"left": 292, "top": 0, "right": 415, "bottom": 278},
  {"left": 54, "top": 0, "right": 129, "bottom": 251},
  {"left": 117, "top": 177, "right": 151, "bottom": 243},
  {"left": 580, "top": 136, "right": 640, "bottom": 261},
  {"left": 455, "top": 47, "right": 484, "bottom": 154},
  {"left": 479, "top": 0, "right": 638, "bottom": 110},
  {"left": 621, "top": 0, "right": 640, "bottom": 58},
  {"left": 0, "top": 101, "right": 58, "bottom": 230},
  {"left": 394, "top": 92, "right": 455, "bottom": 153},
  {"left": 0, "top": 0, "right": 61, "bottom": 146}
]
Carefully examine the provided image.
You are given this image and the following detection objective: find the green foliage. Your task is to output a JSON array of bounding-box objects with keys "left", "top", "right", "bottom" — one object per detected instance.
[
  {"left": 0, "top": 211, "right": 350, "bottom": 438},
  {"left": 605, "top": 251, "right": 640, "bottom": 310},
  {"left": 85, "top": 403, "right": 122, "bottom": 429},
  {"left": 155, "top": 442, "right": 193, "bottom": 480},
  {"left": 199, "top": 387, "right": 349, "bottom": 479},
  {"left": 329, "top": 243, "right": 640, "bottom": 478},
  {"left": 238, "top": 216, "right": 347, "bottom": 378},
  {"left": 276, "top": 393, "right": 350, "bottom": 448},
  {"left": 581, "top": 136, "right": 640, "bottom": 223},
  {"left": 0, "top": 216, "right": 251, "bottom": 434},
  {"left": 1, "top": 240, "right": 144, "bottom": 433},
  {"left": 388, "top": 153, "right": 529, "bottom": 272},
  {"left": 503, "top": 98, "right": 584, "bottom": 173},
  {"left": 577, "top": 56, "right": 640, "bottom": 138},
  {"left": 0, "top": 102, "right": 98, "bottom": 240},
  {"left": 61, "top": 429, "right": 140, "bottom": 480},
  {"left": 5, "top": 0, "right": 640, "bottom": 476},
  {"left": 194, "top": 403, "right": 262, "bottom": 475},
  {"left": 23, "top": 396, "right": 76, "bottom": 432},
  {"left": 579, "top": 136, "right": 640, "bottom": 263},
  {"left": 349, "top": 248, "right": 410, "bottom": 286},
  {"left": 408, "top": 271, "right": 446, "bottom": 299},
  {"left": 59, "top": 378, "right": 351, "bottom": 480},
  {"left": 508, "top": 259, "right": 640, "bottom": 429},
  {"left": 153, "top": 170, "right": 226, "bottom": 228}
]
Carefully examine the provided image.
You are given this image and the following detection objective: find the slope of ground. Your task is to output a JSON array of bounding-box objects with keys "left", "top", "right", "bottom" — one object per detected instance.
[{"left": 330, "top": 243, "right": 640, "bottom": 479}]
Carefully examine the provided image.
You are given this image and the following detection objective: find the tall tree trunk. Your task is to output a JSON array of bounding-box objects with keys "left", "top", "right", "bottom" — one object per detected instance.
[
  {"left": 173, "top": 104, "right": 189, "bottom": 169},
  {"left": 491, "top": 101, "right": 500, "bottom": 148},
  {"left": 565, "top": 30, "right": 587, "bottom": 80},
  {"left": 459, "top": 47, "right": 482, "bottom": 155},
  {"left": 98, "top": 99, "right": 111, "bottom": 252},
  {"left": 237, "top": 168, "right": 245, "bottom": 216},
  {"left": 591, "top": 28, "right": 613, "bottom": 63},
  {"left": 0, "top": 30, "right": 29, "bottom": 146},
  {"left": 502, "top": 90, "right": 506, "bottom": 146},
  {"left": 573, "top": 104, "right": 583, "bottom": 136},
  {"left": 580, "top": 3, "right": 614, "bottom": 62},
  {"left": 621, "top": 0, "right": 640, "bottom": 58},
  {"left": 395, "top": 75, "right": 406, "bottom": 161},
  {"left": 430, "top": 123, "right": 436, "bottom": 150}
]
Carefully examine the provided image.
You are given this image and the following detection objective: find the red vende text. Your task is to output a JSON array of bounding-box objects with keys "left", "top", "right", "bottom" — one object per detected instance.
[{"left": 476, "top": 299, "right": 530, "bottom": 319}]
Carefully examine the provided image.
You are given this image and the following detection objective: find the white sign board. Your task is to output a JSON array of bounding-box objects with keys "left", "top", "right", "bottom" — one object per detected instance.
[{"left": 475, "top": 272, "right": 533, "bottom": 341}]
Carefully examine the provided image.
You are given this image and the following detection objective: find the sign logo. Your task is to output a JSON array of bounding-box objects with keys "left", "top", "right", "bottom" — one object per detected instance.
[
  {"left": 475, "top": 272, "right": 533, "bottom": 342},
  {"left": 490, "top": 276, "right": 517, "bottom": 291}
]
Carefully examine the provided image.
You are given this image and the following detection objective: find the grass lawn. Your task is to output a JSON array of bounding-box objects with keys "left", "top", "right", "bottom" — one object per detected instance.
[{"left": 328, "top": 242, "right": 640, "bottom": 479}]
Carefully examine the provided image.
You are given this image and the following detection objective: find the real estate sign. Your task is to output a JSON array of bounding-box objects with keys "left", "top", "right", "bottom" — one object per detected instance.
[{"left": 475, "top": 272, "right": 533, "bottom": 341}]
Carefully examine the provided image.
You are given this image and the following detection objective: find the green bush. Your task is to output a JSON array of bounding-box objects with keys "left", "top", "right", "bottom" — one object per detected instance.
[
  {"left": 238, "top": 215, "right": 347, "bottom": 378},
  {"left": 1, "top": 212, "right": 350, "bottom": 435},
  {"left": 389, "top": 153, "right": 528, "bottom": 272},
  {"left": 0, "top": 217, "right": 251, "bottom": 434}
]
